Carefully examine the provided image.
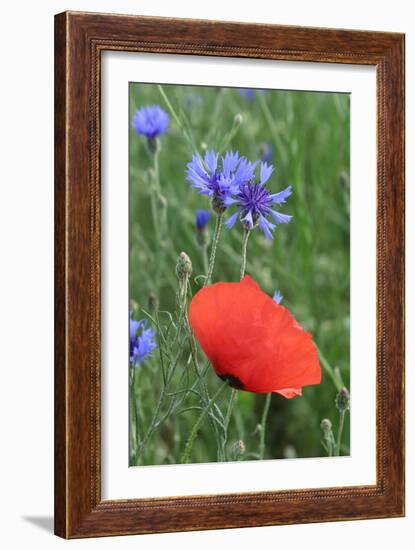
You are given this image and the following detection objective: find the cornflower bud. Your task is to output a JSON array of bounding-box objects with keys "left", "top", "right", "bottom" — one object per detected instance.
[
  {"left": 335, "top": 387, "right": 350, "bottom": 412},
  {"left": 176, "top": 251, "right": 192, "bottom": 280}
]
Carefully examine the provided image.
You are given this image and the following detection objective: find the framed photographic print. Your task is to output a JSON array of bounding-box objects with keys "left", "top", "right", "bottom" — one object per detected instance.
[{"left": 54, "top": 11, "right": 405, "bottom": 538}]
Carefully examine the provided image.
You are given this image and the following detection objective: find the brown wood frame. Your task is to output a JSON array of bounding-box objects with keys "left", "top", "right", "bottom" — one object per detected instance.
[{"left": 54, "top": 10, "right": 405, "bottom": 539}]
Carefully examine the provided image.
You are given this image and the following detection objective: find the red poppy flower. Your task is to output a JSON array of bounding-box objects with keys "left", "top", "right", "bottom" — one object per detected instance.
[{"left": 189, "top": 275, "right": 321, "bottom": 397}]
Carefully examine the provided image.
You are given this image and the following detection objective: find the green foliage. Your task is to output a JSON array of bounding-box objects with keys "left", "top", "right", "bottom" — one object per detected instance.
[{"left": 129, "top": 83, "right": 350, "bottom": 465}]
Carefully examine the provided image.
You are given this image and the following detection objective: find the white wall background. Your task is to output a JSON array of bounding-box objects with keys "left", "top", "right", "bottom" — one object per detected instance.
[{"left": 0, "top": 1, "right": 412, "bottom": 548}]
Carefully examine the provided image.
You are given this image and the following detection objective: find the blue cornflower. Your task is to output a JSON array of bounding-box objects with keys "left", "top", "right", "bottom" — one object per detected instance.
[
  {"left": 238, "top": 88, "right": 256, "bottom": 101},
  {"left": 237, "top": 88, "right": 268, "bottom": 101},
  {"left": 129, "top": 315, "right": 157, "bottom": 367},
  {"left": 195, "top": 209, "right": 211, "bottom": 230},
  {"left": 224, "top": 162, "right": 293, "bottom": 239},
  {"left": 132, "top": 105, "right": 169, "bottom": 139},
  {"left": 273, "top": 290, "right": 283, "bottom": 304},
  {"left": 186, "top": 149, "right": 256, "bottom": 212}
]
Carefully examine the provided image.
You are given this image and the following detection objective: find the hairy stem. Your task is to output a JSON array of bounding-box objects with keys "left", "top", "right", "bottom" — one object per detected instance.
[
  {"left": 240, "top": 227, "right": 251, "bottom": 280},
  {"left": 202, "top": 245, "right": 209, "bottom": 277},
  {"left": 181, "top": 381, "right": 228, "bottom": 464},
  {"left": 204, "top": 214, "right": 223, "bottom": 286}
]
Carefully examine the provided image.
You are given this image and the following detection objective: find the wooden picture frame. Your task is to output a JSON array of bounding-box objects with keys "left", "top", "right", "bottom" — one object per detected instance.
[{"left": 54, "top": 11, "right": 405, "bottom": 538}]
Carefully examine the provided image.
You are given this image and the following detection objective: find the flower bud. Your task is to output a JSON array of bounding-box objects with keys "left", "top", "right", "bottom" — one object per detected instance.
[
  {"left": 176, "top": 251, "right": 192, "bottom": 280},
  {"left": 234, "top": 113, "right": 243, "bottom": 126},
  {"left": 320, "top": 418, "right": 335, "bottom": 456},
  {"left": 148, "top": 293, "right": 159, "bottom": 311},
  {"left": 320, "top": 418, "right": 332, "bottom": 433},
  {"left": 231, "top": 440, "right": 246, "bottom": 461},
  {"left": 283, "top": 444, "right": 297, "bottom": 459},
  {"left": 335, "top": 387, "right": 350, "bottom": 412}
]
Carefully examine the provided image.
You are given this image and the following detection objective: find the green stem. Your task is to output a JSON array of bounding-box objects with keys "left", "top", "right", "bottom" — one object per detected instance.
[
  {"left": 129, "top": 368, "right": 138, "bottom": 462},
  {"left": 157, "top": 85, "right": 197, "bottom": 152},
  {"left": 219, "top": 115, "right": 242, "bottom": 153},
  {"left": 257, "top": 93, "right": 287, "bottom": 166},
  {"left": 317, "top": 346, "right": 343, "bottom": 391},
  {"left": 240, "top": 228, "right": 251, "bottom": 280},
  {"left": 154, "top": 152, "right": 168, "bottom": 241},
  {"left": 202, "top": 245, "right": 209, "bottom": 277},
  {"left": 135, "top": 276, "right": 189, "bottom": 463},
  {"left": 213, "top": 227, "right": 251, "bottom": 460},
  {"left": 181, "top": 381, "right": 228, "bottom": 464},
  {"left": 133, "top": 367, "right": 141, "bottom": 451},
  {"left": 322, "top": 426, "right": 336, "bottom": 457},
  {"left": 259, "top": 393, "right": 272, "bottom": 459},
  {"left": 183, "top": 296, "right": 224, "bottom": 454},
  {"left": 336, "top": 410, "right": 346, "bottom": 457},
  {"left": 147, "top": 149, "right": 164, "bottom": 293},
  {"left": 204, "top": 214, "right": 223, "bottom": 286},
  {"left": 149, "top": 151, "right": 162, "bottom": 241},
  {"left": 222, "top": 388, "right": 237, "bottom": 459}
]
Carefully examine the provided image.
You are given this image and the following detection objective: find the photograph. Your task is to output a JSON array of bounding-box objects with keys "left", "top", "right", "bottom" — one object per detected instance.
[
  {"left": 47, "top": 6, "right": 405, "bottom": 540},
  {"left": 128, "top": 82, "right": 351, "bottom": 467}
]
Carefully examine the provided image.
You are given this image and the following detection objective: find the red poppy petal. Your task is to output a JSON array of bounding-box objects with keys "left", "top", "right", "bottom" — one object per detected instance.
[
  {"left": 247, "top": 300, "right": 321, "bottom": 392},
  {"left": 240, "top": 274, "right": 261, "bottom": 291},
  {"left": 189, "top": 278, "right": 321, "bottom": 394},
  {"left": 274, "top": 387, "right": 302, "bottom": 398}
]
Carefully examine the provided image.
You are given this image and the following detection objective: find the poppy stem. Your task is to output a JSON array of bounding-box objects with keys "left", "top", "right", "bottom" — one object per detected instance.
[
  {"left": 259, "top": 393, "right": 272, "bottom": 459},
  {"left": 181, "top": 380, "right": 229, "bottom": 464},
  {"left": 204, "top": 214, "right": 223, "bottom": 286},
  {"left": 222, "top": 388, "right": 237, "bottom": 459},
  {"left": 240, "top": 227, "right": 251, "bottom": 280}
]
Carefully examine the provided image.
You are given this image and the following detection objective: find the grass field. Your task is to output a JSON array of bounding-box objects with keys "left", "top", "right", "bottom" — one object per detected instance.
[{"left": 129, "top": 83, "right": 350, "bottom": 466}]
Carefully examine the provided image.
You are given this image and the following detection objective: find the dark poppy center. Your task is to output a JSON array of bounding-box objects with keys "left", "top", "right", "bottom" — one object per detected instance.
[{"left": 219, "top": 373, "right": 245, "bottom": 390}]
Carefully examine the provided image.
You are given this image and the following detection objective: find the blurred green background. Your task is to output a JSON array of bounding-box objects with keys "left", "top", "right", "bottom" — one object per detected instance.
[{"left": 129, "top": 83, "right": 350, "bottom": 465}]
